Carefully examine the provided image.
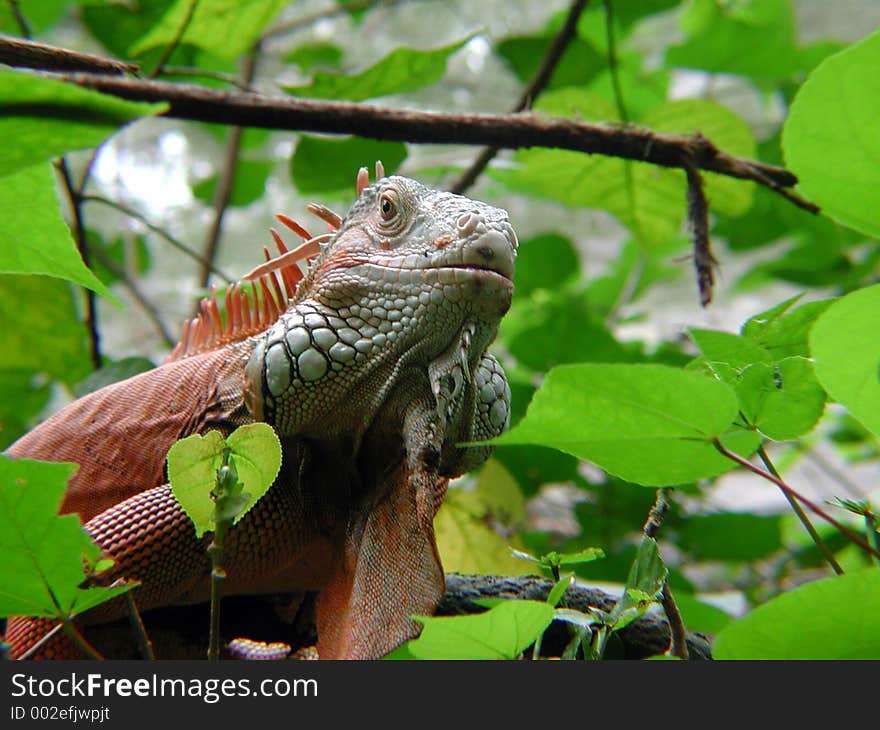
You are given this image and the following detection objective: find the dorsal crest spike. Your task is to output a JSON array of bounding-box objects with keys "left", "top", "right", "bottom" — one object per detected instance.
[
  {"left": 356, "top": 167, "right": 369, "bottom": 196},
  {"left": 165, "top": 198, "right": 348, "bottom": 364},
  {"left": 375, "top": 160, "right": 385, "bottom": 181}
]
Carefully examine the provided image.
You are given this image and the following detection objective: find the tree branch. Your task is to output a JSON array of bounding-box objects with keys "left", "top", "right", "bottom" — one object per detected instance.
[
  {"left": 685, "top": 163, "right": 715, "bottom": 306},
  {"left": 197, "top": 44, "right": 260, "bottom": 291},
  {"left": 40, "top": 70, "right": 815, "bottom": 212},
  {"left": 0, "top": 36, "right": 135, "bottom": 74},
  {"left": 451, "top": 0, "right": 591, "bottom": 194},
  {"left": 713, "top": 439, "right": 880, "bottom": 562}
]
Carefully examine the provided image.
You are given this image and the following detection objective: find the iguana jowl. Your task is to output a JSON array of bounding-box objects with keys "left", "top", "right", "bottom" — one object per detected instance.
[{"left": 4, "top": 166, "right": 517, "bottom": 659}]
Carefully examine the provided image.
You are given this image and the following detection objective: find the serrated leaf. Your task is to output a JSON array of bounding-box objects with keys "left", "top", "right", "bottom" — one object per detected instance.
[
  {"left": 285, "top": 36, "right": 471, "bottom": 102},
  {"left": 0, "top": 456, "right": 134, "bottom": 619},
  {"left": 129, "top": 0, "right": 286, "bottom": 60},
  {"left": 0, "top": 165, "right": 116, "bottom": 300},
  {"left": 290, "top": 136, "right": 407, "bottom": 194},
  {"left": 392, "top": 600, "right": 555, "bottom": 660},
  {"left": 494, "top": 363, "right": 760, "bottom": 486},
  {"left": 783, "top": 27, "right": 880, "bottom": 238},
  {"left": 166, "top": 423, "right": 281, "bottom": 537},
  {"left": 0, "top": 67, "right": 166, "bottom": 179},
  {"left": 810, "top": 284, "right": 880, "bottom": 438},
  {"left": 714, "top": 569, "right": 880, "bottom": 659}
]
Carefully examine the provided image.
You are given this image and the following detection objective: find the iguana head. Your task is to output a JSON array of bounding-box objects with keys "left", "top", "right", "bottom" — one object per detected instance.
[{"left": 243, "top": 171, "right": 517, "bottom": 443}]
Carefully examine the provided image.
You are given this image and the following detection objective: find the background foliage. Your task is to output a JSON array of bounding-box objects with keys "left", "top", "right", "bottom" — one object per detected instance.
[{"left": 1, "top": 0, "right": 879, "bottom": 659}]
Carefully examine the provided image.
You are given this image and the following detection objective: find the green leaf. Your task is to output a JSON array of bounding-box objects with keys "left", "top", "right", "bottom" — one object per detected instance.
[
  {"left": 284, "top": 36, "right": 471, "bottom": 102},
  {"left": 512, "top": 233, "right": 580, "bottom": 298},
  {"left": 783, "top": 28, "right": 880, "bottom": 238},
  {"left": 680, "top": 512, "right": 783, "bottom": 562},
  {"left": 610, "top": 536, "right": 668, "bottom": 631},
  {"left": 0, "top": 456, "right": 133, "bottom": 619},
  {"left": 193, "top": 159, "right": 273, "bottom": 207},
  {"left": 689, "top": 328, "right": 773, "bottom": 369},
  {"left": 547, "top": 574, "right": 574, "bottom": 608},
  {"left": 82, "top": 0, "right": 178, "bottom": 60},
  {"left": 810, "top": 284, "right": 880, "bottom": 438},
  {"left": 434, "top": 460, "right": 531, "bottom": 576},
  {"left": 672, "top": 593, "right": 732, "bottom": 635},
  {"left": 741, "top": 295, "right": 833, "bottom": 360},
  {"left": 497, "top": 34, "right": 602, "bottom": 90},
  {"left": 166, "top": 423, "right": 282, "bottom": 537},
  {"left": 390, "top": 600, "right": 555, "bottom": 660},
  {"left": 0, "top": 370, "right": 51, "bottom": 450},
  {"left": 491, "top": 91, "right": 753, "bottom": 246},
  {"left": 714, "top": 569, "right": 880, "bottom": 659},
  {"left": 0, "top": 274, "right": 91, "bottom": 386},
  {"left": 284, "top": 42, "right": 343, "bottom": 71},
  {"left": 290, "top": 136, "right": 407, "bottom": 194},
  {"left": 0, "top": 67, "right": 166, "bottom": 178},
  {"left": 129, "top": 0, "right": 286, "bottom": 61},
  {"left": 666, "top": 0, "right": 800, "bottom": 81},
  {"left": 0, "top": 165, "right": 115, "bottom": 300},
  {"left": 541, "top": 548, "right": 605, "bottom": 569},
  {"left": 735, "top": 357, "right": 826, "bottom": 441},
  {"left": 494, "top": 363, "right": 760, "bottom": 486}
]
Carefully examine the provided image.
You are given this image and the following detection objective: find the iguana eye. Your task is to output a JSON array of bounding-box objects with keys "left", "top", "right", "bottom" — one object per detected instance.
[{"left": 379, "top": 192, "right": 397, "bottom": 221}]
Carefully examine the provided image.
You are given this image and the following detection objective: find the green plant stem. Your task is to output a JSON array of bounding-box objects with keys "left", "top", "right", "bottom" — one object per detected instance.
[
  {"left": 603, "top": 0, "right": 629, "bottom": 123},
  {"left": 642, "top": 488, "right": 688, "bottom": 660},
  {"left": 56, "top": 158, "right": 101, "bottom": 370},
  {"left": 123, "top": 588, "right": 155, "bottom": 660},
  {"left": 148, "top": 0, "right": 199, "bottom": 79},
  {"left": 81, "top": 194, "right": 233, "bottom": 282},
  {"left": 62, "top": 621, "right": 104, "bottom": 660},
  {"left": 758, "top": 445, "right": 843, "bottom": 575},
  {"left": 713, "top": 439, "right": 880, "bottom": 562}
]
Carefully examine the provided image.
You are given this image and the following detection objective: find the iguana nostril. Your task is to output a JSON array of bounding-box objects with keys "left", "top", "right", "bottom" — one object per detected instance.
[
  {"left": 478, "top": 246, "right": 495, "bottom": 260},
  {"left": 457, "top": 213, "right": 479, "bottom": 236}
]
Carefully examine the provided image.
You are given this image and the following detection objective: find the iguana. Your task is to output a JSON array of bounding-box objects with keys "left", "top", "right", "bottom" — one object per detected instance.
[{"left": 4, "top": 164, "right": 517, "bottom": 659}]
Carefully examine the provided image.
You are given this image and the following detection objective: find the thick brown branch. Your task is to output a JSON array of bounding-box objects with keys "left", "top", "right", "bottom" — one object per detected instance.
[
  {"left": 44, "top": 71, "right": 815, "bottom": 210},
  {"left": 0, "top": 36, "right": 136, "bottom": 75}
]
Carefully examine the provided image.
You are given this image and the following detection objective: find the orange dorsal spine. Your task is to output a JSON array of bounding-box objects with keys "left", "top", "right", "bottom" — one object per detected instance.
[{"left": 165, "top": 164, "right": 387, "bottom": 363}]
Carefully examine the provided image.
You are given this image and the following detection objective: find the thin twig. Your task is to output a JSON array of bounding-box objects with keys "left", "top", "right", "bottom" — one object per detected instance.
[
  {"left": 17, "top": 623, "right": 63, "bottom": 660},
  {"left": 148, "top": 0, "right": 199, "bottom": 79},
  {"left": 47, "top": 70, "right": 815, "bottom": 211},
  {"left": 197, "top": 44, "right": 260, "bottom": 291},
  {"left": 758, "top": 445, "right": 844, "bottom": 575},
  {"left": 7, "top": 0, "right": 31, "bottom": 39},
  {"left": 81, "top": 194, "right": 234, "bottom": 282},
  {"left": 451, "top": 0, "right": 591, "bottom": 194},
  {"left": 62, "top": 621, "right": 104, "bottom": 660},
  {"left": 90, "top": 246, "right": 176, "bottom": 348},
  {"left": 685, "top": 163, "right": 715, "bottom": 306},
  {"left": 641, "top": 488, "right": 689, "bottom": 660},
  {"left": 603, "top": 0, "right": 629, "bottom": 123},
  {"left": 123, "top": 588, "right": 155, "bottom": 660},
  {"left": 55, "top": 158, "right": 101, "bottom": 369},
  {"left": 713, "top": 438, "right": 880, "bottom": 562}
]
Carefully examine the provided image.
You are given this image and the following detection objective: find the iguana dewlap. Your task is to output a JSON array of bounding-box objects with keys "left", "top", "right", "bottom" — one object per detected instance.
[{"left": 4, "top": 168, "right": 517, "bottom": 660}]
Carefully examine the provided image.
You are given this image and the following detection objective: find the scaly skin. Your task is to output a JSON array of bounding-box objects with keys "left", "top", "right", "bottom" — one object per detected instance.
[{"left": 4, "top": 174, "right": 517, "bottom": 660}]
